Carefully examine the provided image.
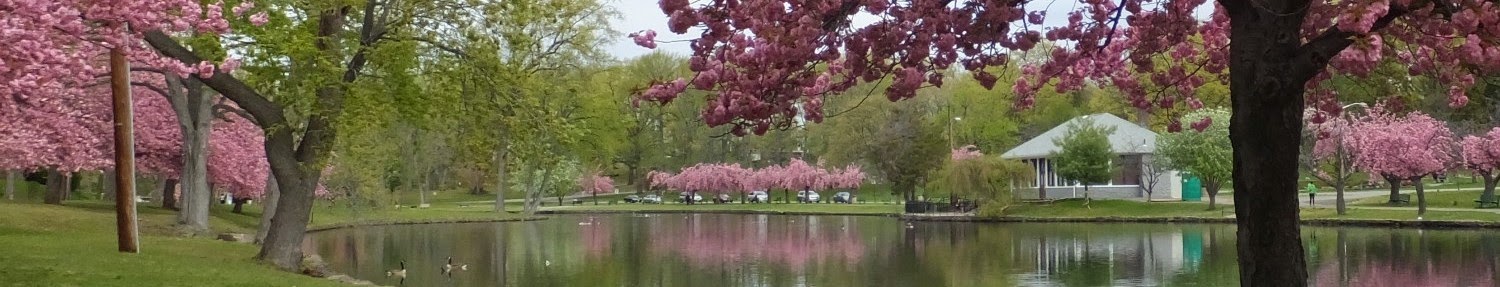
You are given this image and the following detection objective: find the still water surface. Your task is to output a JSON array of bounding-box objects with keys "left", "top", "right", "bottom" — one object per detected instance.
[{"left": 304, "top": 214, "right": 1500, "bottom": 287}]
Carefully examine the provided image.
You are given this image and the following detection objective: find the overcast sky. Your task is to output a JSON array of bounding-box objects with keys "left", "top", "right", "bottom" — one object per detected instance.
[{"left": 603, "top": 1, "right": 1214, "bottom": 60}]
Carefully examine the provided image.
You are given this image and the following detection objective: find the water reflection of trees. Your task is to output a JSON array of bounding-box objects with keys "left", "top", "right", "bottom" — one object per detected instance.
[{"left": 303, "top": 216, "right": 1500, "bottom": 287}]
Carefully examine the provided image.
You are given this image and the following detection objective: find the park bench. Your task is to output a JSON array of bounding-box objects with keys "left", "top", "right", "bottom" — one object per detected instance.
[
  {"left": 1388, "top": 194, "right": 1412, "bottom": 206},
  {"left": 1476, "top": 199, "right": 1499, "bottom": 209}
]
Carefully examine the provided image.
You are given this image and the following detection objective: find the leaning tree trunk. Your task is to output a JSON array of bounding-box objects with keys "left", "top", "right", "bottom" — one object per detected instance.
[
  {"left": 161, "top": 178, "right": 180, "bottom": 210},
  {"left": 6, "top": 170, "right": 18, "bottom": 200},
  {"left": 43, "top": 170, "right": 66, "bottom": 205},
  {"left": 170, "top": 77, "right": 214, "bottom": 235},
  {"left": 1411, "top": 177, "right": 1427, "bottom": 216},
  {"left": 256, "top": 173, "right": 279, "bottom": 244}
]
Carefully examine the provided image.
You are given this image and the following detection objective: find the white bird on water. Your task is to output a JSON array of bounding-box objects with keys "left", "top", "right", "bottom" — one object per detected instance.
[{"left": 545, "top": 260, "right": 552, "bottom": 267}]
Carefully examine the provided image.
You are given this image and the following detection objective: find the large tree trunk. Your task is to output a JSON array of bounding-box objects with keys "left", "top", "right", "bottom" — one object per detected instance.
[
  {"left": 1411, "top": 177, "right": 1427, "bottom": 216},
  {"left": 148, "top": 0, "right": 377, "bottom": 270},
  {"left": 44, "top": 170, "right": 67, "bottom": 205},
  {"left": 256, "top": 173, "right": 279, "bottom": 244},
  {"left": 6, "top": 170, "right": 18, "bottom": 200},
  {"left": 233, "top": 197, "right": 248, "bottom": 214},
  {"left": 170, "top": 77, "right": 214, "bottom": 235},
  {"left": 1205, "top": 182, "right": 1220, "bottom": 210},
  {"left": 162, "top": 178, "right": 179, "bottom": 210},
  {"left": 1334, "top": 183, "right": 1346, "bottom": 215},
  {"left": 1384, "top": 175, "right": 1402, "bottom": 203},
  {"left": 418, "top": 171, "right": 429, "bottom": 207},
  {"left": 1478, "top": 173, "right": 1497, "bottom": 204},
  {"left": 1224, "top": 2, "right": 1337, "bottom": 284},
  {"left": 101, "top": 169, "right": 117, "bottom": 201}
]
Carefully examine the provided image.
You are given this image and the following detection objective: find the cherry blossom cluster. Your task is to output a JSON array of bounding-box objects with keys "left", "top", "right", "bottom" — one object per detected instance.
[
  {"left": 1459, "top": 127, "right": 1500, "bottom": 177},
  {"left": 951, "top": 145, "right": 983, "bottom": 161},
  {"left": 651, "top": 159, "right": 866, "bottom": 194},
  {"left": 577, "top": 170, "right": 615, "bottom": 195},
  {"left": 1346, "top": 105, "right": 1456, "bottom": 180},
  {"left": 630, "top": 0, "right": 1498, "bottom": 129}
]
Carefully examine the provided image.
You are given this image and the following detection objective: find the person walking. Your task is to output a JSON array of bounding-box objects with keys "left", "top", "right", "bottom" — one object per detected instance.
[{"left": 1306, "top": 182, "right": 1319, "bottom": 206}]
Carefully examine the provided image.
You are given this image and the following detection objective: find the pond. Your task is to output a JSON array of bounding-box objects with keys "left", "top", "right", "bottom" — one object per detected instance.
[{"left": 304, "top": 214, "right": 1500, "bottom": 287}]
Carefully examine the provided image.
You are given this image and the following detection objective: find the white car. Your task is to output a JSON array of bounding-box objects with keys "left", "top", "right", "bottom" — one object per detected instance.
[
  {"left": 642, "top": 194, "right": 663, "bottom": 204},
  {"left": 748, "top": 191, "right": 770, "bottom": 203},
  {"left": 797, "top": 190, "right": 821, "bottom": 203}
]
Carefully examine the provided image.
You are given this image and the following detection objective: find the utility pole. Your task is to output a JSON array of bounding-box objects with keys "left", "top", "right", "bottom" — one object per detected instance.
[{"left": 109, "top": 46, "right": 140, "bottom": 253}]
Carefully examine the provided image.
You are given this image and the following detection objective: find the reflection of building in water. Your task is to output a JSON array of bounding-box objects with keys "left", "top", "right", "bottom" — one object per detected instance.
[{"left": 1018, "top": 228, "right": 1200, "bottom": 286}]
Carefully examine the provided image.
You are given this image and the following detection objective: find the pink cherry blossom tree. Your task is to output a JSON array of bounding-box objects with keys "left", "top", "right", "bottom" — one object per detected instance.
[
  {"left": 578, "top": 170, "right": 614, "bottom": 205},
  {"left": 630, "top": 0, "right": 1500, "bottom": 283},
  {"left": 647, "top": 170, "right": 675, "bottom": 195},
  {"left": 1302, "top": 107, "right": 1360, "bottom": 215},
  {"left": 777, "top": 159, "right": 822, "bottom": 203},
  {"left": 1459, "top": 127, "right": 1500, "bottom": 205},
  {"left": 1348, "top": 108, "right": 1456, "bottom": 215}
]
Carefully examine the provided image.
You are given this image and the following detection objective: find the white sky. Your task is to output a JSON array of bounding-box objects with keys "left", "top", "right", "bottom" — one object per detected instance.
[{"left": 603, "top": 1, "right": 1214, "bottom": 60}]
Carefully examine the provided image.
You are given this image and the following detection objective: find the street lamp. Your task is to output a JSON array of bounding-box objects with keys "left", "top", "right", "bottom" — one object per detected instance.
[{"left": 949, "top": 117, "right": 963, "bottom": 148}]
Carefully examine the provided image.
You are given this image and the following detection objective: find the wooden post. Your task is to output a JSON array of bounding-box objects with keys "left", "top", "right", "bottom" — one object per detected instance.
[{"left": 110, "top": 47, "right": 140, "bottom": 253}]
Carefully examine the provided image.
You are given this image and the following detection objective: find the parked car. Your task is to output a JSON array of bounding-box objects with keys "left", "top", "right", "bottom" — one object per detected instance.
[
  {"left": 797, "top": 190, "right": 821, "bottom": 203},
  {"left": 748, "top": 191, "right": 769, "bottom": 203},
  {"left": 642, "top": 194, "right": 662, "bottom": 204},
  {"left": 678, "top": 192, "right": 704, "bottom": 203},
  {"left": 832, "top": 192, "right": 853, "bottom": 204},
  {"left": 708, "top": 193, "right": 731, "bottom": 204},
  {"left": 571, "top": 198, "right": 584, "bottom": 205},
  {"left": 623, "top": 195, "right": 641, "bottom": 203}
]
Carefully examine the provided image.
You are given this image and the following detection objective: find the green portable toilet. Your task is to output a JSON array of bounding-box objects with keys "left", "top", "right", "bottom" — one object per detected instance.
[{"left": 1181, "top": 173, "right": 1202, "bottom": 202}]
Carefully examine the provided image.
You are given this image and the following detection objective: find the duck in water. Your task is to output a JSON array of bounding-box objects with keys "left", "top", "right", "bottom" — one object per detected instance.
[
  {"left": 442, "top": 257, "right": 468, "bottom": 274},
  {"left": 386, "top": 261, "right": 407, "bottom": 284}
]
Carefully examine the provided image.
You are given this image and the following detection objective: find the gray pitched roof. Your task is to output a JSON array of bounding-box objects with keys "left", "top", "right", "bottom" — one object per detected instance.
[{"left": 1000, "top": 113, "right": 1159, "bottom": 160}]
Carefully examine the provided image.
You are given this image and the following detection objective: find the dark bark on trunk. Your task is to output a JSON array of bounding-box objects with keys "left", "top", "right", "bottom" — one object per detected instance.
[
  {"left": 146, "top": 0, "right": 378, "bottom": 270},
  {"left": 1038, "top": 182, "right": 1047, "bottom": 200},
  {"left": 161, "top": 178, "right": 180, "bottom": 210},
  {"left": 1479, "top": 173, "right": 1497, "bottom": 204},
  {"left": 1334, "top": 184, "right": 1346, "bottom": 215},
  {"left": 1385, "top": 175, "right": 1402, "bottom": 203},
  {"left": 1411, "top": 177, "right": 1427, "bottom": 215},
  {"left": 1205, "top": 182, "right": 1220, "bottom": 210},
  {"left": 256, "top": 173, "right": 279, "bottom": 244},
  {"left": 1223, "top": 3, "right": 1323, "bottom": 285},
  {"left": 233, "top": 197, "right": 248, "bottom": 214},
  {"left": 44, "top": 170, "right": 66, "bottom": 205}
]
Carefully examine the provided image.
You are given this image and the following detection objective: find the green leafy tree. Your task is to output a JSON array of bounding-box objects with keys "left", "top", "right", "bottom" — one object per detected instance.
[
  {"left": 926, "top": 155, "right": 1034, "bottom": 216},
  {"left": 864, "top": 102, "right": 948, "bottom": 202},
  {"left": 1051, "top": 118, "right": 1117, "bottom": 204},
  {"left": 1158, "top": 108, "right": 1233, "bottom": 209}
]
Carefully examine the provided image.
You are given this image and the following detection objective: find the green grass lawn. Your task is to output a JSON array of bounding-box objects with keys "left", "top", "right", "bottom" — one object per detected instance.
[
  {"left": 1003, "top": 199, "right": 1229, "bottom": 218},
  {"left": 543, "top": 202, "right": 903, "bottom": 215},
  {"left": 0, "top": 201, "right": 344, "bottom": 287},
  {"left": 1351, "top": 190, "right": 1495, "bottom": 208},
  {"left": 1300, "top": 207, "right": 1500, "bottom": 221}
]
